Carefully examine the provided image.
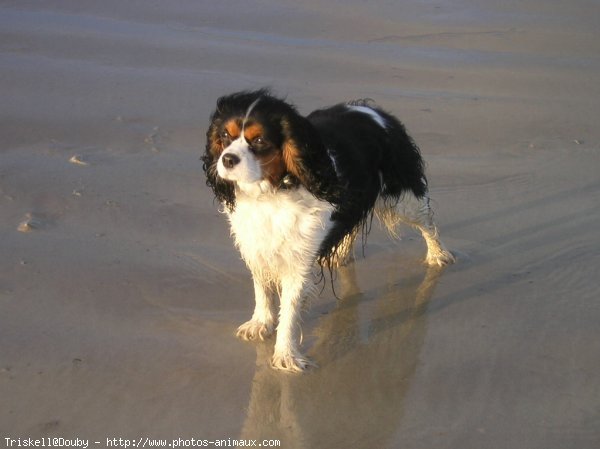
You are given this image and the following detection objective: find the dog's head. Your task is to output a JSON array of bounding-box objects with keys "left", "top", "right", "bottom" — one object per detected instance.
[{"left": 202, "top": 89, "right": 338, "bottom": 210}]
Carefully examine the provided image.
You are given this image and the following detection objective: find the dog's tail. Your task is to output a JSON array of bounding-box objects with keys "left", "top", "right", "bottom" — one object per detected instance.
[
  {"left": 347, "top": 100, "right": 428, "bottom": 202},
  {"left": 367, "top": 103, "right": 428, "bottom": 203}
]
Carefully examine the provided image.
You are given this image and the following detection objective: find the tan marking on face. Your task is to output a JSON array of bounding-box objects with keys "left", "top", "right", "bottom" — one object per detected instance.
[
  {"left": 224, "top": 119, "right": 242, "bottom": 140},
  {"left": 280, "top": 118, "right": 304, "bottom": 182},
  {"left": 243, "top": 123, "right": 264, "bottom": 143},
  {"left": 282, "top": 138, "right": 303, "bottom": 181},
  {"left": 244, "top": 122, "right": 286, "bottom": 186},
  {"left": 259, "top": 152, "right": 286, "bottom": 186}
]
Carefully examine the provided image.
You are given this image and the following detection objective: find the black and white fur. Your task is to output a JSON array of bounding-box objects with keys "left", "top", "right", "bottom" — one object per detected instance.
[{"left": 202, "top": 89, "right": 454, "bottom": 372}]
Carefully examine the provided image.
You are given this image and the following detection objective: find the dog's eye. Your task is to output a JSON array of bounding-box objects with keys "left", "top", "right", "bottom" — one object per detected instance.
[
  {"left": 248, "top": 136, "right": 267, "bottom": 153},
  {"left": 220, "top": 130, "right": 231, "bottom": 146}
]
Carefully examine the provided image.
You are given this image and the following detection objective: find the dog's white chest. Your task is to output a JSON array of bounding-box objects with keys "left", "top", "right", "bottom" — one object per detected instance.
[{"left": 227, "top": 188, "right": 333, "bottom": 276}]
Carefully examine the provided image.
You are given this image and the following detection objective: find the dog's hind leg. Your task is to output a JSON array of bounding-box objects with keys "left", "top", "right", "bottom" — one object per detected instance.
[
  {"left": 327, "top": 230, "right": 358, "bottom": 268},
  {"left": 377, "top": 192, "right": 455, "bottom": 267}
]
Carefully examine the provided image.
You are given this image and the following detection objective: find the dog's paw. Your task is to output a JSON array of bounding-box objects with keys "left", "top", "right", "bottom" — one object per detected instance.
[
  {"left": 236, "top": 320, "right": 275, "bottom": 341},
  {"left": 426, "top": 248, "right": 456, "bottom": 267},
  {"left": 271, "top": 351, "right": 317, "bottom": 373}
]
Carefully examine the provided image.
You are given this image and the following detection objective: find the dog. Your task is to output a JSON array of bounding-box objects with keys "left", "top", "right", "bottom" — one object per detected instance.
[{"left": 202, "top": 89, "right": 454, "bottom": 372}]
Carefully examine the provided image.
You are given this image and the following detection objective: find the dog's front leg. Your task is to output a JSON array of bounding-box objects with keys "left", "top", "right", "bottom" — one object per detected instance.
[
  {"left": 237, "top": 276, "right": 276, "bottom": 341},
  {"left": 271, "top": 275, "right": 315, "bottom": 372}
]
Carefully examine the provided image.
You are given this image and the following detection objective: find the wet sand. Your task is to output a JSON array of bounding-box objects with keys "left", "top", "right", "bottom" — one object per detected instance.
[{"left": 1, "top": 1, "right": 599, "bottom": 447}]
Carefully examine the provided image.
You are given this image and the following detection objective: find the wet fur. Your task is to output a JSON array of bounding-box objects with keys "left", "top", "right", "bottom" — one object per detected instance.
[{"left": 202, "top": 89, "right": 454, "bottom": 372}]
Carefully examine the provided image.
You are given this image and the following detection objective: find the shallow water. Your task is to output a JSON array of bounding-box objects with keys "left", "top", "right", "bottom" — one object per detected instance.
[{"left": 1, "top": 1, "right": 599, "bottom": 448}]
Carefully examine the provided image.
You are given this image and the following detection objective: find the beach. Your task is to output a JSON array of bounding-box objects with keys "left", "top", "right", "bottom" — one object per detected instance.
[{"left": 1, "top": 1, "right": 599, "bottom": 447}]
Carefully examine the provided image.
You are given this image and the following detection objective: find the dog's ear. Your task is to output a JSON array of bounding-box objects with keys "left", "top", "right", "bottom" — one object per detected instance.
[
  {"left": 281, "top": 114, "right": 339, "bottom": 202},
  {"left": 202, "top": 104, "right": 236, "bottom": 210}
]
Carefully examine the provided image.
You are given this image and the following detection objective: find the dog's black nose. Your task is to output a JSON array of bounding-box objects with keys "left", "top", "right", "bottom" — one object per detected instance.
[{"left": 221, "top": 153, "right": 240, "bottom": 169}]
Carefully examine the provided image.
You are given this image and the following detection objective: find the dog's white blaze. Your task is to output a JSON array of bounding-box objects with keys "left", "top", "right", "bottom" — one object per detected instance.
[
  {"left": 217, "top": 96, "right": 265, "bottom": 184},
  {"left": 217, "top": 136, "right": 263, "bottom": 185},
  {"left": 347, "top": 105, "right": 387, "bottom": 128},
  {"left": 243, "top": 97, "right": 261, "bottom": 130}
]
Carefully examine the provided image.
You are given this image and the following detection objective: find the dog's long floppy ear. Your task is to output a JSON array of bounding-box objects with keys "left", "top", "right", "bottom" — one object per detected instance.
[
  {"left": 281, "top": 114, "right": 339, "bottom": 203},
  {"left": 202, "top": 105, "right": 236, "bottom": 211}
]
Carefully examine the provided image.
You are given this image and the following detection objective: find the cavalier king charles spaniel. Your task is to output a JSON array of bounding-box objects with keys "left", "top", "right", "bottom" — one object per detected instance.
[{"left": 202, "top": 89, "right": 454, "bottom": 372}]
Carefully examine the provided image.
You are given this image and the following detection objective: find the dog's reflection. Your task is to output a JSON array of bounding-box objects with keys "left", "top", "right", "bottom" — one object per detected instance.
[{"left": 240, "top": 264, "right": 445, "bottom": 448}]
